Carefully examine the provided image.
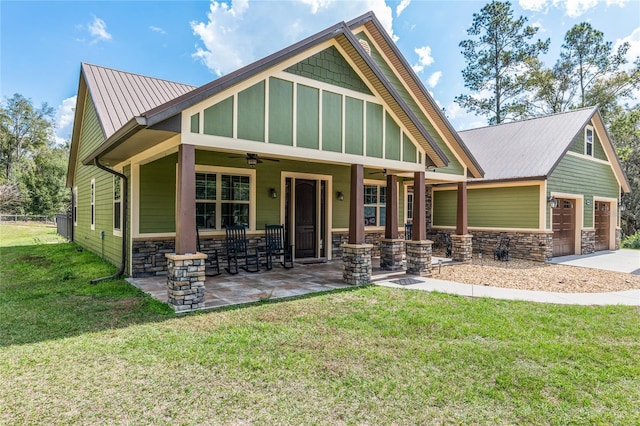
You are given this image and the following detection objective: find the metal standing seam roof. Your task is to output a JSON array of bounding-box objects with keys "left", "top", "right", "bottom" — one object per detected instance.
[
  {"left": 458, "top": 108, "right": 598, "bottom": 181},
  {"left": 100, "top": 16, "right": 449, "bottom": 168},
  {"left": 81, "top": 63, "right": 196, "bottom": 139}
]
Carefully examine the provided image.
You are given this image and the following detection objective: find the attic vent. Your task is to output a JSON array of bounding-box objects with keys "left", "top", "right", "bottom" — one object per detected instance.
[{"left": 359, "top": 39, "right": 371, "bottom": 56}]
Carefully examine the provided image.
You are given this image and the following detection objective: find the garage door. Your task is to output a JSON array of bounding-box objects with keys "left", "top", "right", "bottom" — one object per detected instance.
[
  {"left": 552, "top": 198, "right": 575, "bottom": 257},
  {"left": 594, "top": 201, "right": 610, "bottom": 251}
]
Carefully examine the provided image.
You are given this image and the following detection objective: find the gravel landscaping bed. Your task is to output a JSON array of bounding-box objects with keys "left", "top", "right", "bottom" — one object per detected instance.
[{"left": 431, "top": 258, "right": 640, "bottom": 293}]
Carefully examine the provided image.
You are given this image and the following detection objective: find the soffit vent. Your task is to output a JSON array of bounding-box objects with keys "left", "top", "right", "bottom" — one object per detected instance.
[{"left": 358, "top": 39, "right": 372, "bottom": 56}]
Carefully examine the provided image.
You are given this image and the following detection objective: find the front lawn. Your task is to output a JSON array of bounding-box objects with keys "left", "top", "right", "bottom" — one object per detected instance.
[{"left": 1, "top": 223, "right": 639, "bottom": 424}]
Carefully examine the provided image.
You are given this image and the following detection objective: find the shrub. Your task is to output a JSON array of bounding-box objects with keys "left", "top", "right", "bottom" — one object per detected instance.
[{"left": 622, "top": 231, "right": 640, "bottom": 249}]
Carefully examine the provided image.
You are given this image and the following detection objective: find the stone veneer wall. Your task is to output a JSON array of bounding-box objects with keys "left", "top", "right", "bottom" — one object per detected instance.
[
  {"left": 615, "top": 228, "right": 622, "bottom": 250},
  {"left": 132, "top": 235, "right": 266, "bottom": 277},
  {"left": 429, "top": 230, "right": 554, "bottom": 262},
  {"left": 581, "top": 230, "right": 595, "bottom": 255},
  {"left": 331, "top": 228, "right": 414, "bottom": 259}
]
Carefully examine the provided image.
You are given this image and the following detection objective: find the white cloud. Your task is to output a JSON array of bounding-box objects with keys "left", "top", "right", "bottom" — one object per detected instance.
[
  {"left": 412, "top": 45, "right": 434, "bottom": 74},
  {"left": 615, "top": 27, "right": 640, "bottom": 66},
  {"left": 558, "top": 0, "right": 599, "bottom": 17},
  {"left": 191, "top": 0, "right": 396, "bottom": 77},
  {"left": 427, "top": 71, "right": 442, "bottom": 88},
  {"left": 55, "top": 96, "right": 76, "bottom": 145},
  {"left": 396, "top": 0, "right": 411, "bottom": 16},
  {"left": 524, "top": 0, "right": 628, "bottom": 17},
  {"left": 87, "top": 16, "right": 112, "bottom": 43},
  {"left": 149, "top": 26, "right": 166, "bottom": 34},
  {"left": 519, "top": 0, "right": 549, "bottom": 12}
]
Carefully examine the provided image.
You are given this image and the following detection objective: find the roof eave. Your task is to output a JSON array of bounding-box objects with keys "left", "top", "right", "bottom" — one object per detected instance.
[
  {"left": 81, "top": 116, "right": 147, "bottom": 166},
  {"left": 347, "top": 13, "right": 483, "bottom": 177},
  {"left": 144, "top": 22, "right": 346, "bottom": 128}
]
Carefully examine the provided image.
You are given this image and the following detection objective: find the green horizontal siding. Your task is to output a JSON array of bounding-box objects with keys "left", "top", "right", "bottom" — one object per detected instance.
[
  {"left": 139, "top": 155, "right": 177, "bottom": 233},
  {"left": 73, "top": 94, "right": 122, "bottom": 266},
  {"left": 433, "top": 185, "right": 540, "bottom": 229},
  {"left": 568, "top": 123, "right": 608, "bottom": 161},
  {"left": 138, "top": 150, "right": 353, "bottom": 231},
  {"left": 548, "top": 154, "right": 619, "bottom": 228}
]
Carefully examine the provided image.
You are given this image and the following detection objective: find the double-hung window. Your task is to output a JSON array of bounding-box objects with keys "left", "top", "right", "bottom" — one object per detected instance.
[
  {"left": 405, "top": 185, "right": 414, "bottom": 224},
  {"left": 113, "top": 176, "right": 122, "bottom": 235},
  {"left": 196, "top": 169, "right": 252, "bottom": 230},
  {"left": 364, "top": 183, "right": 386, "bottom": 227},
  {"left": 585, "top": 126, "right": 594, "bottom": 157}
]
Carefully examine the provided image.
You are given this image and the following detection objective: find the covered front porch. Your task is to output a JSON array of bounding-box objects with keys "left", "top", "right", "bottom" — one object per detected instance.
[{"left": 128, "top": 257, "right": 452, "bottom": 310}]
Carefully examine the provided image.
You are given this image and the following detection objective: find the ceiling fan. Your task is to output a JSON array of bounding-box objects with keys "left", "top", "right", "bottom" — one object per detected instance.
[
  {"left": 228, "top": 153, "right": 279, "bottom": 168},
  {"left": 369, "top": 168, "right": 387, "bottom": 177}
]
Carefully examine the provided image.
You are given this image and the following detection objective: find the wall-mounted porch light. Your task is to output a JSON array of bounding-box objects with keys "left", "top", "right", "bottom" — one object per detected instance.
[
  {"left": 269, "top": 188, "right": 277, "bottom": 199},
  {"left": 547, "top": 195, "right": 558, "bottom": 209},
  {"left": 336, "top": 191, "right": 344, "bottom": 201}
]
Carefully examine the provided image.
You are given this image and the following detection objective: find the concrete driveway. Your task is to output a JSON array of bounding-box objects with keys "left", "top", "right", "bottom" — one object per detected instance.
[{"left": 549, "top": 249, "right": 640, "bottom": 275}]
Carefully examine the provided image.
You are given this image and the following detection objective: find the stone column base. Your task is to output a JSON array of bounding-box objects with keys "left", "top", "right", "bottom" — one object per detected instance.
[
  {"left": 166, "top": 252, "right": 208, "bottom": 312},
  {"left": 451, "top": 234, "right": 473, "bottom": 263},
  {"left": 380, "top": 239, "right": 405, "bottom": 271},
  {"left": 406, "top": 240, "right": 433, "bottom": 276},
  {"left": 341, "top": 243, "right": 373, "bottom": 285}
]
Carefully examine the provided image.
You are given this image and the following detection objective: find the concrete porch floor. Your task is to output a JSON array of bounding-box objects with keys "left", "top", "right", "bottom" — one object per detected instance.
[{"left": 127, "top": 258, "right": 450, "bottom": 310}]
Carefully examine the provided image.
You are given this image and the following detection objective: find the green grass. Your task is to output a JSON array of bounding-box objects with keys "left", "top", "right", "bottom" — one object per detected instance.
[
  {"left": 0, "top": 221, "right": 66, "bottom": 246},
  {"left": 1, "top": 223, "right": 639, "bottom": 424}
]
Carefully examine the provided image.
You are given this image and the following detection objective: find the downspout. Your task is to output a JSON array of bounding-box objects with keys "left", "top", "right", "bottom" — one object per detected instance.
[{"left": 90, "top": 157, "right": 128, "bottom": 284}]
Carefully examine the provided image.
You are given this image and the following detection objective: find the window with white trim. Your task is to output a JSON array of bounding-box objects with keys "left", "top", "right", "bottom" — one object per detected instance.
[
  {"left": 364, "top": 183, "right": 386, "bottom": 227},
  {"left": 90, "top": 178, "right": 95, "bottom": 230},
  {"left": 73, "top": 186, "right": 78, "bottom": 226},
  {"left": 405, "top": 185, "right": 414, "bottom": 224},
  {"left": 585, "top": 125, "right": 594, "bottom": 157},
  {"left": 113, "top": 176, "right": 122, "bottom": 233},
  {"left": 196, "top": 171, "right": 251, "bottom": 229}
]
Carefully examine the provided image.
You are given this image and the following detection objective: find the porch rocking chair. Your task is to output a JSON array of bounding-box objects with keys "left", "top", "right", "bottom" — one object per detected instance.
[
  {"left": 196, "top": 226, "right": 220, "bottom": 276},
  {"left": 225, "top": 225, "right": 260, "bottom": 274},
  {"left": 493, "top": 236, "right": 510, "bottom": 261},
  {"left": 264, "top": 224, "right": 293, "bottom": 270},
  {"left": 404, "top": 223, "right": 412, "bottom": 240}
]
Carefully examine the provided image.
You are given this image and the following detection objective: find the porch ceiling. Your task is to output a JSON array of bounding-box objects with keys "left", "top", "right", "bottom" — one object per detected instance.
[{"left": 82, "top": 127, "right": 178, "bottom": 166}]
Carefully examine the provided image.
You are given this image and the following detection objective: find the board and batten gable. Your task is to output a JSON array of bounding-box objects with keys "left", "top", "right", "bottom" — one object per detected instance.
[
  {"left": 71, "top": 92, "right": 123, "bottom": 265},
  {"left": 433, "top": 184, "right": 542, "bottom": 229},
  {"left": 183, "top": 41, "right": 425, "bottom": 169},
  {"left": 353, "top": 32, "right": 465, "bottom": 176}
]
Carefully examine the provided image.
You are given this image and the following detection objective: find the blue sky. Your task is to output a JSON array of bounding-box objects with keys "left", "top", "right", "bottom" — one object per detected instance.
[{"left": 1, "top": 0, "right": 639, "bottom": 144}]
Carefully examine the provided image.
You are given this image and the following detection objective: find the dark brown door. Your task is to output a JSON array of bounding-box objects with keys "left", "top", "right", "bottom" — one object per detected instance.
[
  {"left": 552, "top": 198, "right": 576, "bottom": 257},
  {"left": 594, "top": 201, "right": 610, "bottom": 251},
  {"left": 295, "top": 180, "right": 316, "bottom": 258}
]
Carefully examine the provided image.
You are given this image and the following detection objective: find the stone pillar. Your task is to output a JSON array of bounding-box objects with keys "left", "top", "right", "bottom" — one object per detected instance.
[
  {"left": 380, "top": 239, "right": 404, "bottom": 271},
  {"left": 166, "top": 252, "right": 207, "bottom": 312},
  {"left": 451, "top": 234, "right": 473, "bottom": 263},
  {"left": 406, "top": 240, "right": 432, "bottom": 276},
  {"left": 342, "top": 243, "right": 373, "bottom": 285}
]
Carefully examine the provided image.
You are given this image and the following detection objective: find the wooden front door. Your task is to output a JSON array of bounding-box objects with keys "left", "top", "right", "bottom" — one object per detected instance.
[
  {"left": 295, "top": 179, "right": 316, "bottom": 258},
  {"left": 552, "top": 198, "right": 576, "bottom": 257},
  {"left": 594, "top": 201, "right": 610, "bottom": 251}
]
